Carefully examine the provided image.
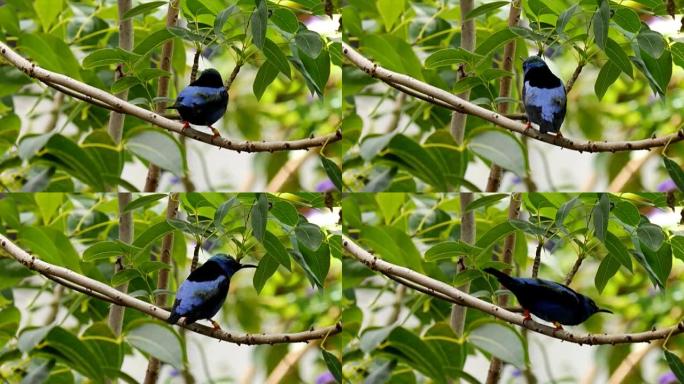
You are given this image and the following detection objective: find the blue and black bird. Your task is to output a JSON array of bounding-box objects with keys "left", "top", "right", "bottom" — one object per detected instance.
[
  {"left": 484, "top": 268, "right": 611, "bottom": 329},
  {"left": 167, "top": 68, "right": 228, "bottom": 138},
  {"left": 522, "top": 56, "right": 567, "bottom": 135},
  {"left": 167, "top": 254, "right": 256, "bottom": 329}
]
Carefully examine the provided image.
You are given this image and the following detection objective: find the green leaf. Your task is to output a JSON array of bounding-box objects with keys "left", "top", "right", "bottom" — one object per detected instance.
[
  {"left": 603, "top": 232, "right": 633, "bottom": 272},
  {"left": 251, "top": 0, "right": 268, "bottom": 49},
  {"left": 595, "top": 254, "right": 620, "bottom": 293},
  {"left": 253, "top": 254, "right": 279, "bottom": 293},
  {"left": 555, "top": 197, "right": 579, "bottom": 232},
  {"left": 133, "top": 28, "right": 174, "bottom": 55},
  {"left": 19, "top": 33, "right": 81, "bottom": 80},
  {"left": 664, "top": 350, "right": 684, "bottom": 382},
  {"left": 642, "top": 242, "right": 672, "bottom": 286},
  {"left": 83, "top": 48, "right": 141, "bottom": 69},
  {"left": 19, "top": 227, "right": 81, "bottom": 272},
  {"left": 125, "top": 321, "right": 182, "bottom": 369},
  {"left": 468, "top": 322, "right": 525, "bottom": 369},
  {"left": 468, "top": 130, "right": 525, "bottom": 176},
  {"left": 299, "top": 241, "right": 330, "bottom": 287},
  {"left": 43, "top": 135, "right": 105, "bottom": 189},
  {"left": 637, "top": 30, "right": 666, "bottom": 58},
  {"left": 386, "top": 327, "right": 446, "bottom": 383},
  {"left": 663, "top": 157, "right": 684, "bottom": 191},
  {"left": 262, "top": 231, "right": 291, "bottom": 271},
  {"left": 465, "top": 194, "right": 508, "bottom": 212},
  {"left": 213, "top": 197, "right": 237, "bottom": 228},
  {"left": 612, "top": 7, "right": 641, "bottom": 33},
  {"left": 637, "top": 223, "right": 664, "bottom": 251},
  {"left": 214, "top": 5, "right": 237, "bottom": 35},
  {"left": 612, "top": 200, "right": 641, "bottom": 226},
  {"left": 474, "top": 27, "right": 518, "bottom": 56},
  {"left": 376, "top": 0, "right": 405, "bottom": 30},
  {"left": 375, "top": 194, "right": 404, "bottom": 224},
  {"left": 124, "top": 194, "right": 167, "bottom": 213},
  {"left": 83, "top": 241, "right": 137, "bottom": 262},
  {"left": 321, "top": 349, "right": 342, "bottom": 382},
  {"left": 296, "top": 45, "right": 330, "bottom": 96},
  {"left": 386, "top": 134, "right": 447, "bottom": 190},
  {"left": 466, "top": 1, "right": 509, "bottom": 19},
  {"left": 295, "top": 222, "right": 323, "bottom": 250},
  {"left": 34, "top": 193, "right": 62, "bottom": 224},
  {"left": 474, "top": 222, "right": 516, "bottom": 255},
  {"left": 39, "top": 327, "right": 104, "bottom": 381},
  {"left": 253, "top": 61, "right": 279, "bottom": 100},
  {"left": 671, "top": 236, "right": 684, "bottom": 262},
  {"left": 605, "top": 38, "right": 633, "bottom": 78},
  {"left": 424, "top": 48, "right": 481, "bottom": 69},
  {"left": 320, "top": 156, "right": 342, "bottom": 190},
  {"left": 672, "top": 42, "right": 684, "bottom": 69},
  {"left": 592, "top": 0, "right": 609, "bottom": 49},
  {"left": 262, "top": 38, "right": 291, "bottom": 78},
  {"left": 556, "top": 4, "right": 578, "bottom": 34},
  {"left": 132, "top": 221, "right": 174, "bottom": 248},
  {"left": 111, "top": 76, "right": 141, "bottom": 93},
  {"left": 34, "top": 0, "right": 63, "bottom": 31},
  {"left": 270, "top": 199, "right": 299, "bottom": 226},
  {"left": 295, "top": 29, "right": 324, "bottom": 58},
  {"left": 111, "top": 269, "right": 142, "bottom": 287},
  {"left": 592, "top": 194, "right": 610, "bottom": 241},
  {"left": 122, "top": 1, "right": 166, "bottom": 20},
  {"left": 595, "top": 61, "right": 620, "bottom": 100},
  {"left": 424, "top": 241, "right": 482, "bottom": 262},
  {"left": 18, "top": 326, "right": 53, "bottom": 353},
  {"left": 270, "top": 7, "right": 299, "bottom": 33},
  {"left": 640, "top": 47, "right": 672, "bottom": 96},
  {"left": 251, "top": 193, "right": 269, "bottom": 241},
  {"left": 126, "top": 130, "right": 183, "bottom": 176}
]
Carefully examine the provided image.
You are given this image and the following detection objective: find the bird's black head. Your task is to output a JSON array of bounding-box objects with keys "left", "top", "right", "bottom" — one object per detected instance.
[
  {"left": 582, "top": 296, "right": 613, "bottom": 317},
  {"left": 191, "top": 68, "right": 224, "bottom": 88},
  {"left": 209, "top": 254, "right": 257, "bottom": 277},
  {"left": 522, "top": 56, "right": 548, "bottom": 75}
]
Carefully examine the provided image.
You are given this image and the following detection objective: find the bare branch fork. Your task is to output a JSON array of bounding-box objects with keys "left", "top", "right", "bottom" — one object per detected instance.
[
  {"left": 0, "top": 233, "right": 341, "bottom": 345},
  {"left": 341, "top": 235, "right": 684, "bottom": 345},
  {"left": 341, "top": 42, "right": 684, "bottom": 153},
  {"left": 0, "top": 41, "right": 342, "bottom": 153}
]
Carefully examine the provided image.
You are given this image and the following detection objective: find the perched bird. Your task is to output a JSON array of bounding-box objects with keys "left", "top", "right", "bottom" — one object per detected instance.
[
  {"left": 167, "top": 254, "right": 256, "bottom": 329},
  {"left": 484, "top": 268, "right": 612, "bottom": 329},
  {"left": 522, "top": 56, "right": 567, "bottom": 135},
  {"left": 167, "top": 68, "right": 228, "bottom": 138}
]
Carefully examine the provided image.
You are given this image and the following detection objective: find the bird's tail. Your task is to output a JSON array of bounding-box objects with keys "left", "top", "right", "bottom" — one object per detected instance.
[
  {"left": 483, "top": 268, "right": 518, "bottom": 289},
  {"left": 167, "top": 310, "right": 181, "bottom": 325}
]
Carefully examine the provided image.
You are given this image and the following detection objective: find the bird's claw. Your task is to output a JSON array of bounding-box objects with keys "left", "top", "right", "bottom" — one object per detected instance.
[
  {"left": 552, "top": 322, "right": 564, "bottom": 335},
  {"left": 523, "top": 121, "right": 533, "bottom": 134},
  {"left": 181, "top": 121, "right": 191, "bottom": 131},
  {"left": 522, "top": 309, "right": 532, "bottom": 322},
  {"left": 210, "top": 319, "right": 222, "bottom": 331},
  {"left": 209, "top": 126, "right": 221, "bottom": 138}
]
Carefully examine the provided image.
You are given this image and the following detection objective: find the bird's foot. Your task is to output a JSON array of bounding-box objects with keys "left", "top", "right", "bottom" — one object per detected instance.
[
  {"left": 523, "top": 121, "right": 533, "bottom": 134},
  {"left": 552, "top": 322, "right": 564, "bottom": 335},
  {"left": 554, "top": 131, "right": 564, "bottom": 138},
  {"left": 181, "top": 121, "right": 191, "bottom": 131},
  {"left": 210, "top": 319, "right": 222, "bottom": 331},
  {"left": 522, "top": 309, "right": 532, "bottom": 322},
  {"left": 209, "top": 126, "right": 221, "bottom": 138}
]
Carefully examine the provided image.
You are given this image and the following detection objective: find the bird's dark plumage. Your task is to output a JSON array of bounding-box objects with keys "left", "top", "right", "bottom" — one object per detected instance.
[
  {"left": 167, "top": 69, "right": 228, "bottom": 136},
  {"left": 522, "top": 56, "right": 567, "bottom": 134},
  {"left": 167, "top": 254, "right": 256, "bottom": 326},
  {"left": 484, "top": 268, "right": 611, "bottom": 326}
]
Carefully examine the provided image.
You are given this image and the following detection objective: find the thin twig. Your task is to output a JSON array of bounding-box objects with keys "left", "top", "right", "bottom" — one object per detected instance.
[
  {"left": 341, "top": 42, "right": 684, "bottom": 152},
  {"left": 0, "top": 233, "right": 342, "bottom": 345},
  {"left": 342, "top": 235, "right": 684, "bottom": 345},
  {"left": 565, "top": 62, "right": 585, "bottom": 94},
  {"left": 532, "top": 242, "right": 543, "bottom": 278},
  {"left": 0, "top": 41, "right": 342, "bottom": 153}
]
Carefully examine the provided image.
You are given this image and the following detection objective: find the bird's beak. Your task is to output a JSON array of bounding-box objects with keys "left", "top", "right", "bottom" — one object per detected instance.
[
  {"left": 597, "top": 308, "right": 613, "bottom": 314},
  {"left": 240, "top": 264, "right": 257, "bottom": 269}
]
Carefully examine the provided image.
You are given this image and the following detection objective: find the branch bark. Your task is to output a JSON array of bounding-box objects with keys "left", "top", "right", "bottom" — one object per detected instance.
[
  {"left": 107, "top": 0, "right": 133, "bottom": 144},
  {"left": 108, "top": 192, "right": 132, "bottom": 336},
  {"left": 0, "top": 233, "right": 341, "bottom": 345},
  {"left": 449, "top": 0, "right": 475, "bottom": 145},
  {"left": 342, "top": 235, "right": 684, "bottom": 345},
  {"left": 341, "top": 42, "right": 684, "bottom": 153},
  {"left": 450, "top": 193, "right": 474, "bottom": 337},
  {"left": 0, "top": 41, "right": 341, "bottom": 153}
]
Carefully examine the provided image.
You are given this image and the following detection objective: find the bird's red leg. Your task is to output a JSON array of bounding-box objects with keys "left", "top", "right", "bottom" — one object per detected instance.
[
  {"left": 524, "top": 121, "right": 533, "bottom": 134},
  {"left": 181, "top": 121, "right": 190, "bottom": 131},
  {"left": 522, "top": 309, "right": 532, "bottom": 322},
  {"left": 209, "top": 319, "right": 222, "bottom": 331},
  {"left": 552, "top": 321, "right": 563, "bottom": 335},
  {"left": 208, "top": 126, "right": 221, "bottom": 138}
]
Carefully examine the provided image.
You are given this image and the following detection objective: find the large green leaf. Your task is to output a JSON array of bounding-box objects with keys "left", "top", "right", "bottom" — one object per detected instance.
[
  {"left": 251, "top": 193, "right": 269, "bottom": 242},
  {"left": 385, "top": 134, "right": 447, "bottom": 190},
  {"left": 125, "top": 130, "right": 183, "bottom": 177},
  {"left": 261, "top": 231, "right": 291, "bottom": 271},
  {"left": 468, "top": 322, "right": 525, "bottom": 369},
  {"left": 663, "top": 157, "right": 684, "bottom": 191},
  {"left": 468, "top": 130, "right": 525, "bottom": 177},
  {"left": 592, "top": 194, "right": 610, "bottom": 241},
  {"left": 602, "top": 232, "right": 633, "bottom": 272},
  {"left": 385, "top": 327, "right": 447, "bottom": 384},
  {"left": 124, "top": 321, "right": 182, "bottom": 369}
]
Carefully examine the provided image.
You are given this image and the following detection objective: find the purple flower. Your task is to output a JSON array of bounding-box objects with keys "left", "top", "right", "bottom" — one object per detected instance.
[
  {"left": 512, "top": 368, "right": 522, "bottom": 377},
  {"left": 658, "top": 371, "right": 677, "bottom": 384},
  {"left": 658, "top": 179, "right": 676, "bottom": 192},
  {"left": 169, "top": 368, "right": 181, "bottom": 378},
  {"left": 169, "top": 175, "right": 181, "bottom": 185},
  {"left": 316, "top": 179, "right": 335, "bottom": 192},
  {"left": 316, "top": 372, "right": 336, "bottom": 384},
  {"left": 511, "top": 176, "right": 522, "bottom": 185},
  {"left": 202, "top": 239, "right": 217, "bottom": 252}
]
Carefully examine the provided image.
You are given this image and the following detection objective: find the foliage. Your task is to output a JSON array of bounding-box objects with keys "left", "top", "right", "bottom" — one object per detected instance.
[
  {"left": 0, "top": 0, "right": 342, "bottom": 192},
  {"left": 0, "top": 192, "right": 341, "bottom": 382},
  {"left": 342, "top": 0, "right": 684, "bottom": 192},
  {"left": 342, "top": 192, "right": 684, "bottom": 382}
]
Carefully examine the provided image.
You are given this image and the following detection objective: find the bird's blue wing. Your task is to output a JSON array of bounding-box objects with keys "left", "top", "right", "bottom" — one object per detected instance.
[
  {"left": 523, "top": 81, "right": 566, "bottom": 132},
  {"left": 173, "top": 275, "right": 228, "bottom": 318},
  {"left": 520, "top": 278, "right": 580, "bottom": 306}
]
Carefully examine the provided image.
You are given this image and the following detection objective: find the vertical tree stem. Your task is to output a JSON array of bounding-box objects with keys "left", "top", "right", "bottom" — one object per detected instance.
[
  {"left": 143, "top": 192, "right": 180, "bottom": 384},
  {"left": 450, "top": 192, "right": 474, "bottom": 337},
  {"left": 144, "top": 0, "right": 181, "bottom": 192},
  {"left": 449, "top": 0, "right": 475, "bottom": 144},
  {"left": 485, "top": 0, "right": 522, "bottom": 193},
  {"left": 108, "top": 192, "right": 132, "bottom": 335},
  {"left": 107, "top": 0, "right": 133, "bottom": 145}
]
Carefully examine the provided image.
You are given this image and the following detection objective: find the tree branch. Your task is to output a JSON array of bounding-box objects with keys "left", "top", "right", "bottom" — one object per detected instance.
[
  {"left": 0, "top": 41, "right": 342, "bottom": 153},
  {"left": 108, "top": 192, "right": 132, "bottom": 336},
  {"left": 341, "top": 42, "right": 684, "bottom": 153},
  {"left": 0, "top": 233, "right": 341, "bottom": 345},
  {"left": 342, "top": 235, "right": 684, "bottom": 345},
  {"left": 107, "top": 0, "right": 133, "bottom": 145},
  {"left": 450, "top": 193, "right": 474, "bottom": 337}
]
